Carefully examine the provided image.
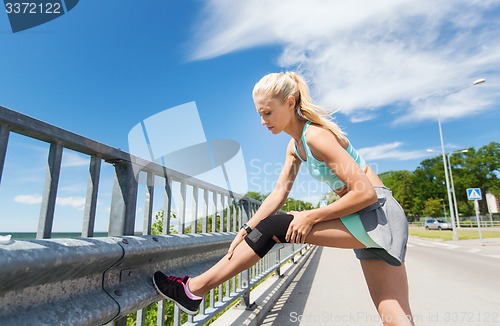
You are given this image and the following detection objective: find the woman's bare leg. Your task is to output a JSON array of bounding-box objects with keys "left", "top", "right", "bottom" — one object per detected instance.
[
  {"left": 306, "top": 220, "right": 413, "bottom": 325},
  {"left": 303, "top": 218, "right": 366, "bottom": 248},
  {"left": 360, "top": 260, "right": 414, "bottom": 326},
  {"left": 188, "top": 219, "right": 363, "bottom": 296},
  {"left": 188, "top": 240, "right": 261, "bottom": 296},
  {"left": 188, "top": 218, "right": 412, "bottom": 324}
]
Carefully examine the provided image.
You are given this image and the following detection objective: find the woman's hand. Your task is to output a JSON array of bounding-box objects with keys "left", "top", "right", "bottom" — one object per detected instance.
[
  {"left": 227, "top": 229, "right": 247, "bottom": 259},
  {"left": 286, "top": 211, "right": 314, "bottom": 244}
]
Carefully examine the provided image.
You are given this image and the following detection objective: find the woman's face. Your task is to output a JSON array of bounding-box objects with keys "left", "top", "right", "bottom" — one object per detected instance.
[{"left": 254, "top": 93, "right": 294, "bottom": 135}]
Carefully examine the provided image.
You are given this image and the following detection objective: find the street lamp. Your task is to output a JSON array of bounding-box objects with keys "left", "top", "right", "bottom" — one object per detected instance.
[
  {"left": 434, "top": 78, "right": 486, "bottom": 241},
  {"left": 447, "top": 149, "right": 469, "bottom": 228}
]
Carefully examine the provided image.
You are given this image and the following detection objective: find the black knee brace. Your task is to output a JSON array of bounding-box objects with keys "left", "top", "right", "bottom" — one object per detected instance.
[{"left": 244, "top": 213, "right": 293, "bottom": 258}]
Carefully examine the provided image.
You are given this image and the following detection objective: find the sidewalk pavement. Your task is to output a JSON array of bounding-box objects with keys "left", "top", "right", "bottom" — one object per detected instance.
[
  {"left": 213, "top": 246, "right": 384, "bottom": 326},
  {"left": 261, "top": 246, "right": 381, "bottom": 326}
]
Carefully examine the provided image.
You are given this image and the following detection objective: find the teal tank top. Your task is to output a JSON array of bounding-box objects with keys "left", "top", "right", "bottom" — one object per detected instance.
[
  {"left": 292, "top": 121, "right": 381, "bottom": 249},
  {"left": 293, "top": 121, "right": 366, "bottom": 190}
]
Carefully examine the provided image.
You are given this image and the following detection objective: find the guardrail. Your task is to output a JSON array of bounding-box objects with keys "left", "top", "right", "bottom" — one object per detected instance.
[
  {"left": 0, "top": 105, "right": 309, "bottom": 326},
  {"left": 409, "top": 217, "right": 500, "bottom": 228}
]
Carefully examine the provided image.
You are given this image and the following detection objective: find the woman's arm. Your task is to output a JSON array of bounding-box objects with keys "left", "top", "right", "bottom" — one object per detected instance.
[
  {"left": 290, "top": 125, "right": 377, "bottom": 226},
  {"left": 285, "top": 125, "right": 377, "bottom": 243},
  {"left": 303, "top": 125, "right": 377, "bottom": 223},
  {"left": 226, "top": 140, "right": 301, "bottom": 259},
  {"left": 244, "top": 139, "right": 302, "bottom": 229}
]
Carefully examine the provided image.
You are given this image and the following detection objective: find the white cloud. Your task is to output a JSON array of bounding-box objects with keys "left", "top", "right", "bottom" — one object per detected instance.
[
  {"left": 14, "top": 194, "right": 86, "bottom": 210},
  {"left": 190, "top": 0, "right": 500, "bottom": 123},
  {"left": 14, "top": 194, "right": 42, "bottom": 205},
  {"left": 358, "top": 142, "right": 432, "bottom": 161},
  {"left": 56, "top": 196, "right": 86, "bottom": 209},
  {"left": 62, "top": 151, "right": 90, "bottom": 168}
]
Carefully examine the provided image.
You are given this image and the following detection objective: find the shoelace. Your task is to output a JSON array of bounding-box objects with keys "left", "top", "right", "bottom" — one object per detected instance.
[{"left": 167, "top": 275, "right": 186, "bottom": 285}]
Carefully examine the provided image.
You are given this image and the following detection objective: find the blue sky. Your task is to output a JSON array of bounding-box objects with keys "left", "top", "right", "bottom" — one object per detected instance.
[{"left": 1, "top": 0, "right": 499, "bottom": 232}]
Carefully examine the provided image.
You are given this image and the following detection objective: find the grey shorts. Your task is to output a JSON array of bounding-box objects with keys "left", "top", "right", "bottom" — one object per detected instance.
[{"left": 353, "top": 186, "right": 409, "bottom": 266}]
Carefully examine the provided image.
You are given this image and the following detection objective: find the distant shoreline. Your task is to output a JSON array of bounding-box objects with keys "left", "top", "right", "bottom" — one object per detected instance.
[{"left": 1, "top": 232, "right": 111, "bottom": 240}]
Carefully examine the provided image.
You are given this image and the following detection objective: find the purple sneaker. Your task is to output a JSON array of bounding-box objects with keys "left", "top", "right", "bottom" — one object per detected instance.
[{"left": 152, "top": 271, "right": 202, "bottom": 315}]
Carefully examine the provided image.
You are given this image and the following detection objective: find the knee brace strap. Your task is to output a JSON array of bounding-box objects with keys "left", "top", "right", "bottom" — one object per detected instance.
[{"left": 244, "top": 213, "right": 293, "bottom": 258}]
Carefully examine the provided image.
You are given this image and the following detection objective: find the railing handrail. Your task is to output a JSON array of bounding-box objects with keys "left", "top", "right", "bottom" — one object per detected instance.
[{"left": 0, "top": 104, "right": 260, "bottom": 203}]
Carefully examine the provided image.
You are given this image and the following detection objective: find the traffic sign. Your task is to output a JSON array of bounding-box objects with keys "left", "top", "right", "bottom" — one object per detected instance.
[{"left": 466, "top": 188, "right": 482, "bottom": 201}]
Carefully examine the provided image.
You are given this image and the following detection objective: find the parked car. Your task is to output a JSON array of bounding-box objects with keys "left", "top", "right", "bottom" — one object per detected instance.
[{"left": 424, "top": 218, "right": 453, "bottom": 230}]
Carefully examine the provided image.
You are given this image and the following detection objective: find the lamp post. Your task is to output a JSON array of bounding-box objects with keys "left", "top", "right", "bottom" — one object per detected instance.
[
  {"left": 434, "top": 78, "right": 486, "bottom": 241},
  {"left": 447, "top": 149, "right": 469, "bottom": 228}
]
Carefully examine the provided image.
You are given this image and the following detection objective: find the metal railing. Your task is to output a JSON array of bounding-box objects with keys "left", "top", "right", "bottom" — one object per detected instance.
[
  {"left": 409, "top": 217, "right": 500, "bottom": 228},
  {"left": 0, "top": 105, "right": 309, "bottom": 326}
]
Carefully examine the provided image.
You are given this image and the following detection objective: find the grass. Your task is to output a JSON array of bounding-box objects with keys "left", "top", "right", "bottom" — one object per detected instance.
[{"left": 409, "top": 227, "right": 500, "bottom": 241}]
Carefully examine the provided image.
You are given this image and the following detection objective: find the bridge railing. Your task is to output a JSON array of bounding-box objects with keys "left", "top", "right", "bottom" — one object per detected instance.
[{"left": 0, "top": 105, "right": 309, "bottom": 326}]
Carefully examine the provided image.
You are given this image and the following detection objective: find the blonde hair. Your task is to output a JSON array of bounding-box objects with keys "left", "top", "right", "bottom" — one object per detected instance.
[{"left": 252, "top": 71, "right": 346, "bottom": 140}]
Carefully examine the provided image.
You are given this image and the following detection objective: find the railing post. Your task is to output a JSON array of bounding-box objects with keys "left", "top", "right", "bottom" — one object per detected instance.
[
  {"left": 212, "top": 192, "right": 218, "bottom": 232},
  {"left": 179, "top": 181, "right": 187, "bottom": 234},
  {"left": 37, "top": 142, "right": 63, "bottom": 239},
  {"left": 142, "top": 171, "right": 154, "bottom": 235},
  {"left": 232, "top": 197, "right": 237, "bottom": 232},
  {"left": 239, "top": 199, "right": 256, "bottom": 310},
  {"left": 239, "top": 200, "right": 247, "bottom": 227},
  {"left": 202, "top": 188, "right": 209, "bottom": 233},
  {"left": 221, "top": 194, "right": 226, "bottom": 232},
  {"left": 276, "top": 247, "right": 282, "bottom": 277},
  {"left": 191, "top": 185, "right": 199, "bottom": 234},
  {"left": 163, "top": 177, "right": 172, "bottom": 235},
  {"left": 157, "top": 300, "right": 166, "bottom": 325},
  {"left": 224, "top": 195, "right": 230, "bottom": 232},
  {"left": 136, "top": 308, "right": 146, "bottom": 326},
  {"left": 173, "top": 306, "right": 181, "bottom": 326},
  {"left": 0, "top": 124, "right": 9, "bottom": 187},
  {"left": 82, "top": 154, "right": 102, "bottom": 237},
  {"left": 108, "top": 160, "right": 138, "bottom": 236}
]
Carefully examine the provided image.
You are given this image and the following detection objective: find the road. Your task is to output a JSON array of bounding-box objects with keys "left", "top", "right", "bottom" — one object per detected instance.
[{"left": 261, "top": 237, "right": 500, "bottom": 325}]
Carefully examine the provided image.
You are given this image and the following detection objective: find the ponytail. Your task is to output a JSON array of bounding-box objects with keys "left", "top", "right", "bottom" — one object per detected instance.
[{"left": 253, "top": 71, "right": 346, "bottom": 140}]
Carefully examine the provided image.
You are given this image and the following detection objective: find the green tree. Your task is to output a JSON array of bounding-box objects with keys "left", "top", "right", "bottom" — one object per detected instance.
[
  {"left": 317, "top": 191, "right": 340, "bottom": 207},
  {"left": 413, "top": 157, "right": 447, "bottom": 210},
  {"left": 462, "top": 142, "right": 500, "bottom": 214},
  {"left": 244, "top": 191, "right": 267, "bottom": 201},
  {"left": 378, "top": 142, "right": 500, "bottom": 217},
  {"left": 151, "top": 210, "right": 178, "bottom": 235},
  {"left": 423, "top": 198, "right": 446, "bottom": 217},
  {"left": 379, "top": 170, "right": 415, "bottom": 216},
  {"left": 282, "top": 197, "right": 314, "bottom": 212}
]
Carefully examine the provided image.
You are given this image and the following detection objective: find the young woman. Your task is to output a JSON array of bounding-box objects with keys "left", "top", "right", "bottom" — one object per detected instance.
[{"left": 153, "top": 72, "right": 414, "bottom": 325}]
